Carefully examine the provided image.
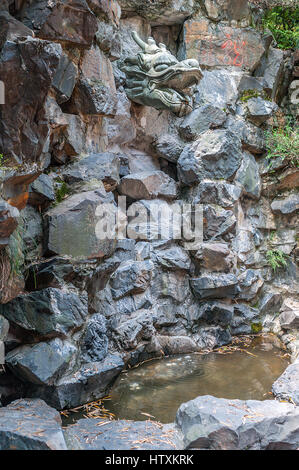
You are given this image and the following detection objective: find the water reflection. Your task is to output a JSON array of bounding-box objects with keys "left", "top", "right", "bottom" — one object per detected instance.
[{"left": 106, "top": 336, "right": 289, "bottom": 423}]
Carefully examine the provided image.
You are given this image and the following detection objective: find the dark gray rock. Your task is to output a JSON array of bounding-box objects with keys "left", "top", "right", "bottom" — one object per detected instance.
[
  {"left": 28, "top": 173, "right": 55, "bottom": 207},
  {"left": 259, "top": 292, "right": 282, "bottom": 315},
  {"left": 178, "top": 130, "right": 242, "bottom": 185},
  {"left": 52, "top": 52, "right": 78, "bottom": 104},
  {"left": 64, "top": 418, "right": 182, "bottom": 450},
  {"left": 203, "top": 205, "right": 236, "bottom": 241},
  {"left": 118, "top": 171, "right": 177, "bottom": 201},
  {"left": 196, "top": 302, "right": 234, "bottom": 328},
  {"left": 191, "top": 181, "right": 241, "bottom": 208},
  {"left": 152, "top": 246, "right": 191, "bottom": 271},
  {"left": 225, "top": 115, "right": 266, "bottom": 154},
  {"left": 254, "top": 47, "right": 284, "bottom": 100},
  {"left": 0, "top": 398, "right": 67, "bottom": 450},
  {"left": 81, "top": 314, "right": 108, "bottom": 362},
  {"left": 246, "top": 97, "right": 278, "bottom": 126},
  {"left": 231, "top": 304, "right": 260, "bottom": 335},
  {"left": 271, "top": 194, "right": 299, "bottom": 215},
  {"left": 151, "top": 134, "right": 184, "bottom": 163},
  {"left": 25, "top": 257, "right": 77, "bottom": 292},
  {"left": 6, "top": 338, "right": 76, "bottom": 386},
  {"left": 111, "top": 309, "right": 155, "bottom": 351},
  {"left": 179, "top": 105, "right": 226, "bottom": 141},
  {"left": 195, "top": 70, "right": 244, "bottom": 110},
  {"left": 238, "top": 269, "right": 264, "bottom": 301},
  {"left": 110, "top": 260, "right": 154, "bottom": 299},
  {"left": 0, "top": 288, "right": 88, "bottom": 339},
  {"left": 234, "top": 151, "right": 261, "bottom": 200},
  {"left": 45, "top": 189, "right": 116, "bottom": 259},
  {"left": 62, "top": 153, "right": 120, "bottom": 191},
  {"left": 272, "top": 357, "right": 299, "bottom": 405},
  {"left": 194, "top": 326, "right": 232, "bottom": 350},
  {"left": 28, "top": 353, "right": 124, "bottom": 409},
  {"left": 176, "top": 395, "right": 299, "bottom": 449},
  {"left": 191, "top": 274, "right": 239, "bottom": 300}
]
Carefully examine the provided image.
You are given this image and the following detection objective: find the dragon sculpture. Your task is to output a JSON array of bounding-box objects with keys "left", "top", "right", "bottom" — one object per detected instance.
[{"left": 122, "top": 31, "right": 203, "bottom": 117}]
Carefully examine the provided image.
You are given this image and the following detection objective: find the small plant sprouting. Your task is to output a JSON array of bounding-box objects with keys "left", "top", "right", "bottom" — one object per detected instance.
[
  {"left": 265, "top": 119, "right": 299, "bottom": 170},
  {"left": 266, "top": 249, "right": 289, "bottom": 272},
  {"left": 55, "top": 181, "right": 71, "bottom": 204}
]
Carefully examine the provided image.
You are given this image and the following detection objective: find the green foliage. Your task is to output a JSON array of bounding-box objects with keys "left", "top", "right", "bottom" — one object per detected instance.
[
  {"left": 251, "top": 322, "right": 263, "bottom": 334},
  {"left": 55, "top": 181, "right": 71, "bottom": 203},
  {"left": 239, "top": 89, "right": 270, "bottom": 103},
  {"left": 265, "top": 122, "right": 299, "bottom": 169},
  {"left": 262, "top": 5, "right": 299, "bottom": 49},
  {"left": 266, "top": 249, "right": 289, "bottom": 271}
]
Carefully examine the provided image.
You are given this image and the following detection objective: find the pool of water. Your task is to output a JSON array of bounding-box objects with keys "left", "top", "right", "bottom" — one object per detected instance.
[{"left": 63, "top": 336, "right": 290, "bottom": 425}]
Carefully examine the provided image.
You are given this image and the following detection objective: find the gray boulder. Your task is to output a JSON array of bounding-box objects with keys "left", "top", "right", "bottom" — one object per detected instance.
[
  {"left": 234, "top": 151, "right": 261, "bottom": 200},
  {"left": 45, "top": 189, "right": 116, "bottom": 259},
  {"left": 271, "top": 193, "right": 299, "bottom": 215},
  {"left": 0, "top": 398, "right": 67, "bottom": 450},
  {"left": 254, "top": 47, "right": 284, "bottom": 100},
  {"left": 179, "top": 105, "right": 226, "bottom": 141},
  {"left": 6, "top": 339, "right": 76, "bottom": 386},
  {"left": 118, "top": 171, "right": 177, "bottom": 200},
  {"left": 225, "top": 115, "right": 266, "bottom": 155},
  {"left": 196, "top": 302, "right": 234, "bottom": 328},
  {"left": 246, "top": 97, "right": 278, "bottom": 126},
  {"left": 62, "top": 153, "right": 120, "bottom": 192},
  {"left": 0, "top": 200, "right": 19, "bottom": 246},
  {"left": 197, "top": 243, "right": 234, "bottom": 273},
  {"left": 0, "top": 288, "right": 88, "bottom": 339},
  {"left": 152, "top": 246, "right": 191, "bottom": 271},
  {"left": 64, "top": 418, "right": 182, "bottom": 450},
  {"left": 178, "top": 130, "right": 242, "bottom": 185},
  {"left": 0, "top": 316, "right": 9, "bottom": 341},
  {"left": 230, "top": 304, "right": 260, "bottom": 335},
  {"left": 28, "top": 353, "right": 124, "bottom": 410},
  {"left": 194, "top": 327, "right": 232, "bottom": 350},
  {"left": 176, "top": 395, "right": 299, "bottom": 449},
  {"left": 28, "top": 173, "right": 55, "bottom": 207},
  {"left": 191, "top": 274, "right": 239, "bottom": 300},
  {"left": 151, "top": 133, "right": 183, "bottom": 163},
  {"left": 80, "top": 314, "right": 108, "bottom": 362},
  {"left": 110, "top": 260, "right": 154, "bottom": 299},
  {"left": 190, "top": 181, "right": 241, "bottom": 208},
  {"left": 272, "top": 357, "right": 299, "bottom": 405}
]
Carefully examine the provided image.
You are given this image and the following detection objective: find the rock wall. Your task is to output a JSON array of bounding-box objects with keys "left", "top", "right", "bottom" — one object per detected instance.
[{"left": 0, "top": 0, "right": 298, "bottom": 409}]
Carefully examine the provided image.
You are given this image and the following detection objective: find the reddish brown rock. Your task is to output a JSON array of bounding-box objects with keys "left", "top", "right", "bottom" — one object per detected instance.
[
  {"left": 64, "top": 46, "right": 117, "bottom": 116},
  {"left": 181, "top": 17, "right": 265, "bottom": 72},
  {"left": 20, "top": 0, "right": 98, "bottom": 48}
]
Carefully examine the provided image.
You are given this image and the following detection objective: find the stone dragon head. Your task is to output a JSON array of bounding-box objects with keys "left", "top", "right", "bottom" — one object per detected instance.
[{"left": 122, "top": 32, "right": 203, "bottom": 117}]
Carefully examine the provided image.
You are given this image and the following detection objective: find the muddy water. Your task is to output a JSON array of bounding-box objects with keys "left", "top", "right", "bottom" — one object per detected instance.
[{"left": 104, "top": 336, "right": 289, "bottom": 424}]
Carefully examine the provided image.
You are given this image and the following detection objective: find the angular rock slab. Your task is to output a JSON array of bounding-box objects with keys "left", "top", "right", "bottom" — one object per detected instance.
[
  {"left": 45, "top": 189, "right": 116, "bottom": 259},
  {"left": 64, "top": 418, "right": 182, "bottom": 450},
  {"left": 176, "top": 395, "right": 299, "bottom": 450},
  {"left": 0, "top": 37, "right": 61, "bottom": 164},
  {"left": 234, "top": 151, "right": 261, "bottom": 200},
  {"left": 27, "top": 354, "right": 124, "bottom": 410},
  {"left": 62, "top": 153, "right": 120, "bottom": 191},
  {"left": 0, "top": 288, "right": 88, "bottom": 339},
  {"left": 118, "top": 171, "right": 177, "bottom": 201},
  {"left": 191, "top": 274, "right": 239, "bottom": 300},
  {"left": 178, "top": 129, "right": 242, "bottom": 185},
  {"left": 6, "top": 338, "right": 76, "bottom": 386},
  {"left": 110, "top": 260, "right": 154, "bottom": 299},
  {"left": 20, "top": 0, "right": 98, "bottom": 47},
  {"left": 0, "top": 398, "right": 67, "bottom": 450},
  {"left": 272, "top": 357, "right": 299, "bottom": 405}
]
